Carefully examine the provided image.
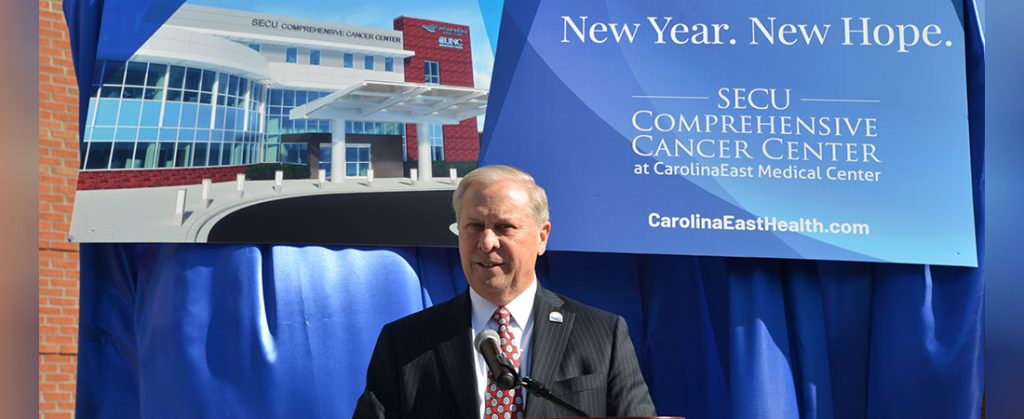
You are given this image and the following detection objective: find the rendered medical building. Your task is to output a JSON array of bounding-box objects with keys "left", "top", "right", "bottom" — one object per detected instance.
[{"left": 77, "top": 4, "right": 488, "bottom": 189}]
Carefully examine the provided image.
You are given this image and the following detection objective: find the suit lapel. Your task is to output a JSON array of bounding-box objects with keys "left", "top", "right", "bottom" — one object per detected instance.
[
  {"left": 525, "top": 286, "right": 574, "bottom": 417},
  {"left": 434, "top": 292, "right": 479, "bottom": 419}
]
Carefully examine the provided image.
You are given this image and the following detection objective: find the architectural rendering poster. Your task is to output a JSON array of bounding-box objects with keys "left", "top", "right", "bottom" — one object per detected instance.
[
  {"left": 69, "top": 0, "right": 978, "bottom": 267},
  {"left": 482, "top": 0, "right": 977, "bottom": 266},
  {"left": 70, "top": 0, "right": 499, "bottom": 246}
]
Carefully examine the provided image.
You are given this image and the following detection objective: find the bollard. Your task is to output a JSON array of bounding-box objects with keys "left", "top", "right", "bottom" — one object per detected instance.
[
  {"left": 410, "top": 168, "right": 418, "bottom": 185},
  {"left": 274, "top": 170, "right": 284, "bottom": 192},
  {"left": 318, "top": 169, "right": 327, "bottom": 188},
  {"left": 449, "top": 168, "right": 458, "bottom": 183},
  {"left": 367, "top": 168, "right": 374, "bottom": 185},
  {"left": 201, "top": 179, "right": 212, "bottom": 208},
  {"left": 174, "top": 189, "right": 187, "bottom": 225},
  {"left": 236, "top": 173, "right": 245, "bottom": 198}
]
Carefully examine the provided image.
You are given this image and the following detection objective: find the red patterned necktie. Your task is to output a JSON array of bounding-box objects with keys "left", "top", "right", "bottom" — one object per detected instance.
[{"left": 485, "top": 306, "right": 524, "bottom": 419}]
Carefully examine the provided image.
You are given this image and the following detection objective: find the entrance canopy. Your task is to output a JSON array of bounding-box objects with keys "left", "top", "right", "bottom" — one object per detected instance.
[{"left": 288, "top": 80, "right": 489, "bottom": 124}]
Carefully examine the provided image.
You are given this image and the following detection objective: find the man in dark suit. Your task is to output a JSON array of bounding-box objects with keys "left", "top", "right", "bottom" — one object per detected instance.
[{"left": 354, "top": 165, "right": 656, "bottom": 418}]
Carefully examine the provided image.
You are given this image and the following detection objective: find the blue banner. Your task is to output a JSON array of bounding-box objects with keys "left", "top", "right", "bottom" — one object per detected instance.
[{"left": 482, "top": 0, "right": 977, "bottom": 266}]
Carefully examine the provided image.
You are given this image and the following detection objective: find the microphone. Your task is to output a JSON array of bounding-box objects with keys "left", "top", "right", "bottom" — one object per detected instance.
[
  {"left": 473, "top": 331, "right": 589, "bottom": 416},
  {"left": 474, "top": 329, "right": 518, "bottom": 390}
]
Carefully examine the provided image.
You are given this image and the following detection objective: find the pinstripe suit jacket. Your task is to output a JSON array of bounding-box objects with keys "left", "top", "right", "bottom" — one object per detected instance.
[{"left": 353, "top": 286, "right": 656, "bottom": 418}]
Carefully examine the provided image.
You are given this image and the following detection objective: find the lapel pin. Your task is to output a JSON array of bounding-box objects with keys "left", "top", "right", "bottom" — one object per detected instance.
[{"left": 548, "top": 311, "right": 563, "bottom": 323}]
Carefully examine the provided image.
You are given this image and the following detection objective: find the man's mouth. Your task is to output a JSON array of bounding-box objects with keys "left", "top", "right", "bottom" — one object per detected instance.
[{"left": 476, "top": 261, "right": 502, "bottom": 269}]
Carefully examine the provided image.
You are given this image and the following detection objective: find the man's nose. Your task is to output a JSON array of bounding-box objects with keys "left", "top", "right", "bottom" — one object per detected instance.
[{"left": 477, "top": 229, "right": 499, "bottom": 252}]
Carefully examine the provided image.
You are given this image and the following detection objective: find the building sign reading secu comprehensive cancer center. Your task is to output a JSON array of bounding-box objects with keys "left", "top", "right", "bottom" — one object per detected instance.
[
  {"left": 250, "top": 18, "right": 404, "bottom": 45},
  {"left": 481, "top": 0, "right": 978, "bottom": 266},
  {"left": 168, "top": 5, "right": 405, "bottom": 49}
]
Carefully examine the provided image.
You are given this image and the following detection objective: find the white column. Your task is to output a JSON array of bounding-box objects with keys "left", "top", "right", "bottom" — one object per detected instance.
[
  {"left": 331, "top": 119, "right": 347, "bottom": 183},
  {"left": 417, "top": 123, "right": 433, "bottom": 182}
]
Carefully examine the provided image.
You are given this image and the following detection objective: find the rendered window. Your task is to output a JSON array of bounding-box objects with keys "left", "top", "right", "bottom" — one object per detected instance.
[
  {"left": 180, "top": 103, "right": 198, "bottom": 128},
  {"left": 157, "top": 143, "right": 175, "bottom": 168},
  {"left": 117, "top": 100, "right": 142, "bottom": 126},
  {"left": 94, "top": 99, "right": 119, "bottom": 126},
  {"left": 209, "top": 143, "right": 222, "bottom": 166},
  {"left": 91, "top": 127, "right": 115, "bottom": 141},
  {"left": 168, "top": 66, "right": 185, "bottom": 89},
  {"left": 424, "top": 61, "right": 439, "bottom": 84},
  {"left": 228, "top": 75, "right": 240, "bottom": 97},
  {"left": 385, "top": 57, "right": 394, "bottom": 72},
  {"left": 201, "top": 70, "right": 216, "bottom": 93},
  {"left": 84, "top": 142, "right": 113, "bottom": 169},
  {"left": 346, "top": 145, "right": 371, "bottom": 177},
  {"left": 135, "top": 142, "right": 157, "bottom": 168},
  {"left": 430, "top": 124, "right": 444, "bottom": 160},
  {"left": 138, "top": 128, "right": 157, "bottom": 142},
  {"left": 109, "top": 142, "right": 136, "bottom": 169},
  {"left": 124, "top": 62, "right": 147, "bottom": 86},
  {"left": 218, "top": 73, "right": 229, "bottom": 95},
  {"left": 140, "top": 102, "right": 161, "bottom": 127},
  {"left": 145, "top": 63, "right": 166, "bottom": 87},
  {"left": 365, "top": 55, "right": 375, "bottom": 70},
  {"left": 99, "top": 86, "right": 121, "bottom": 98},
  {"left": 310, "top": 50, "right": 320, "bottom": 65},
  {"left": 182, "top": 91, "right": 199, "bottom": 104},
  {"left": 143, "top": 88, "right": 163, "bottom": 101},
  {"left": 175, "top": 142, "right": 194, "bottom": 167},
  {"left": 281, "top": 143, "right": 308, "bottom": 164},
  {"left": 184, "top": 68, "right": 201, "bottom": 90},
  {"left": 344, "top": 53, "right": 354, "bottom": 68},
  {"left": 248, "top": 43, "right": 261, "bottom": 52},
  {"left": 318, "top": 144, "right": 332, "bottom": 175},
  {"left": 197, "top": 105, "right": 213, "bottom": 129},
  {"left": 194, "top": 143, "right": 209, "bottom": 167},
  {"left": 286, "top": 47, "right": 297, "bottom": 63},
  {"left": 122, "top": 87, "right": 143, "bottom": 99},
  {"left": 114, "top": 127, "right": 138, "bottom": 142},
  {"left": 103, "top": 61, "right": 126, "bottom": 85}
]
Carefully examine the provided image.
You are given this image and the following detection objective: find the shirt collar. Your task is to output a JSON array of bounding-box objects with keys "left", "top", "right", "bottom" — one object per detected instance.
[{"left": 469, "top": 279, "right": 538, "bottom": 329}]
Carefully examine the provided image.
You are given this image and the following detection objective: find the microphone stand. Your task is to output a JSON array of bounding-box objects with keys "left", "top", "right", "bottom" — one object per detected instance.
[{"left": 497, "top": 355, "right": 590, "bottom": 417}]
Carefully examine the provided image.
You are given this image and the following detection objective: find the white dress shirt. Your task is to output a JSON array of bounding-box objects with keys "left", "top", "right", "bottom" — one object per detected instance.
[{"left": 469, "top": 279, "right": 537, "bottom": 419}]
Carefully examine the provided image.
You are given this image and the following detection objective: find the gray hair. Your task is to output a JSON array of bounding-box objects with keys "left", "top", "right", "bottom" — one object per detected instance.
[{"left": 452, "top": 165, "right": 550, "bottom": 224}]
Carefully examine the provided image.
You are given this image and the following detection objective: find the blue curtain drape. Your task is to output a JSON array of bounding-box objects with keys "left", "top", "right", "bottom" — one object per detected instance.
[{"left": 68, "top": 1, "right": 985, "bottom": 418}]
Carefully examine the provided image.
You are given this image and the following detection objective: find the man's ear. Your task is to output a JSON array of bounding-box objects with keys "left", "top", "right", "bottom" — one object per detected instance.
[{"left": 537, "top": 222, "right": 551, "bottom": 255}]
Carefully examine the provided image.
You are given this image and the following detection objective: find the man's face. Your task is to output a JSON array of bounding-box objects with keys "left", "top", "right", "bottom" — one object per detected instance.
[{"left": 458, "top": 180, "right": 551, "bottom": 306}]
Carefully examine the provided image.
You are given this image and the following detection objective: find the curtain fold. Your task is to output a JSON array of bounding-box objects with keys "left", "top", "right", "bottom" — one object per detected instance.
[{"left": 78, "top": 246, "right": 984, "bottom": 418}]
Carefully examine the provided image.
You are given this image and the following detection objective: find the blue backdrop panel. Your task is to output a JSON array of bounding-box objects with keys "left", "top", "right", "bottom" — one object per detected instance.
[
  {"left": 67, "top": 0, "right": 985, "bottom": 418},
  {"left": 78, "top": 246, "right": 985, "bottom": 418}
]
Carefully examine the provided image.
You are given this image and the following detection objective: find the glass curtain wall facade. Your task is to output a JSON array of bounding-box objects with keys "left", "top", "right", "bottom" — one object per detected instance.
[
  {"left": 83, "top": 61, "right": 408, "bottom": 172},
  {"left": 265, "top": 88, "right": 333, "bottom": 164},
  {"left": 82, "top": 60, "right": 265, "bottom": 170},
  {"left": 84, "top": 61, "right": 412, "bottom": 173}
]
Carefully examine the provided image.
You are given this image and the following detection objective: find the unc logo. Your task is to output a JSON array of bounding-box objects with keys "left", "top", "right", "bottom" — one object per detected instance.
[{"left": 438, "top": 36, "right": 463, "bottom": 49}]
